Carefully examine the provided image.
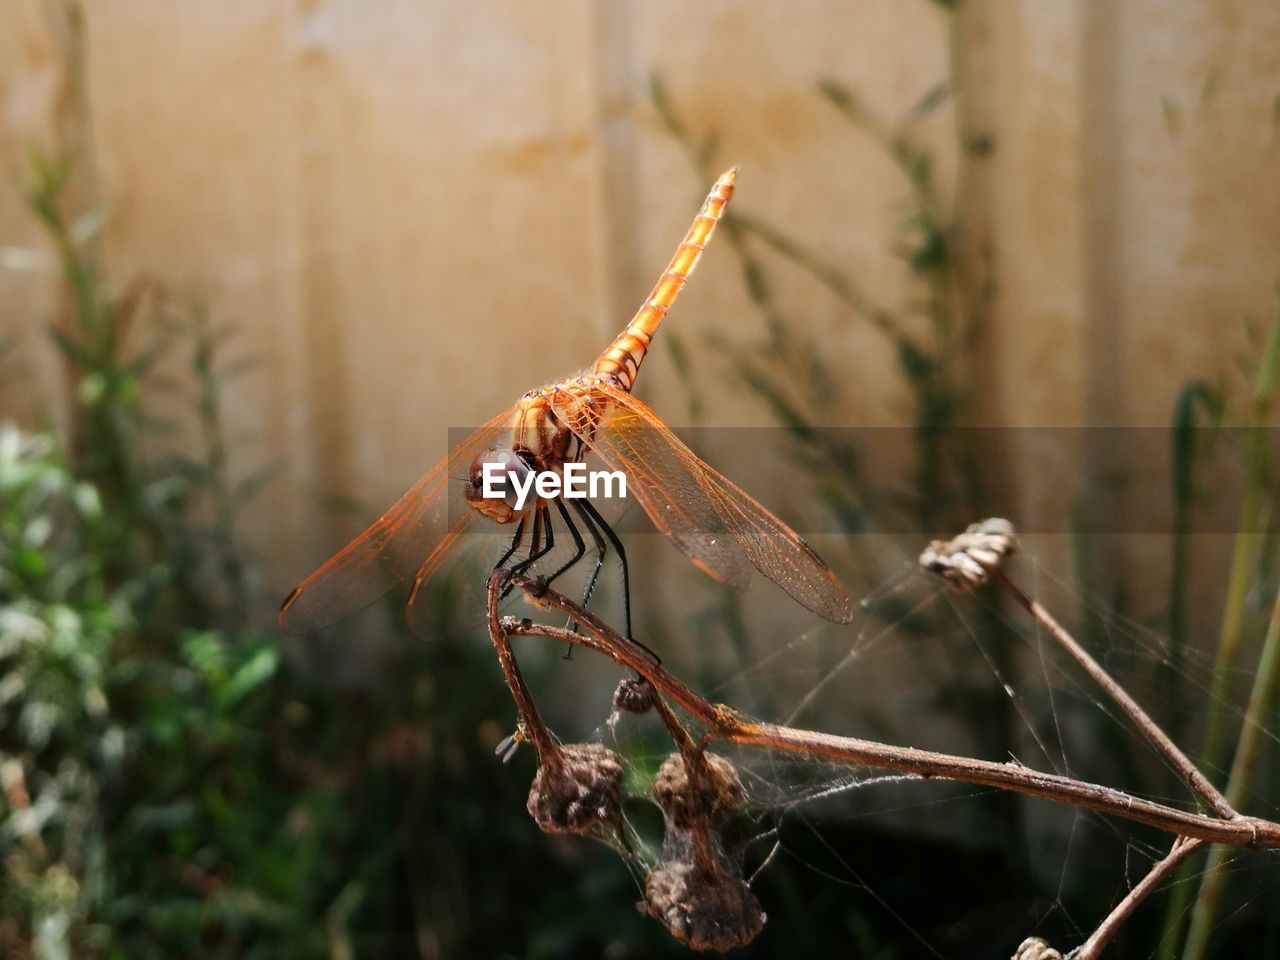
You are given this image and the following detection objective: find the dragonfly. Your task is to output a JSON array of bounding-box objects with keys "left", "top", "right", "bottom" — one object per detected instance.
[{"left": 279, "top": 167, "right": 855, "bottom": 646}]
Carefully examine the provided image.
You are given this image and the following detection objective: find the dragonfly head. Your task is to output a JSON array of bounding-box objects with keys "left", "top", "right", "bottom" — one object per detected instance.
[{"left": 466, "top": 448, "right": 535, "bottom": 524}]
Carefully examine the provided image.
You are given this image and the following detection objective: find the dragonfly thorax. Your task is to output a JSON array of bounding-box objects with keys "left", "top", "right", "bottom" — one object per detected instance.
[
  {"left": 509, "top": 384, "right": 598, "bottom": 471},
  {"left": 463, "top": 384, "right": 599, "bottom": 524}
]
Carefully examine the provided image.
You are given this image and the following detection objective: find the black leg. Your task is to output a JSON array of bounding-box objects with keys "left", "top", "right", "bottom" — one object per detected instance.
[
  {"left": 578, "top": 499, "right": 659, "bottom": 666},
  {"left": 517, "top": 505, "right": 554, "bottom": 572},
  {"left": 578, "top": 499, "right": 631, "bottom": 640},
  {"left": 569, "top": 499, "right": 607, "bottom": 612},
  {"left": 544, "top": 500, "right": 589, "bottom": 660},
  {"left": 500, "top": 507, "right": 555, "bottom": 602},
  {"left": 559, "top": 499, "right": 608, "bottom": 659},
  {"left": 543, "top": 499, "right": 586, "bottom": 588},
  {"left": 493, "top": 516, "right": 528, "bottom": 571}
]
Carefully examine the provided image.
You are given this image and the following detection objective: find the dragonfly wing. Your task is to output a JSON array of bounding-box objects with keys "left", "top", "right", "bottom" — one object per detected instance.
[
  {"left": 279, "top": 405, "right": 519, "bottom": 633},
  {"left": 552, "top": 383, "right": 855, "bottom": 623},
  {"left": 550, "top": 388, "right": 752, "bottom": 590}
]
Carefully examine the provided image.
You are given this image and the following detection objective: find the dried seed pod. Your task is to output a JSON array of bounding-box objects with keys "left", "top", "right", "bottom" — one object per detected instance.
[
  {"left": 1012, "top": 937, "right": 1062, "bottom": 960},
  {"left": 526, "top": 743, "right": 624, "bottom": 835},
  {"left": 643, "top": 858, "right": 765, "bottom": 952},
  {"left": 613, "top": 677, "right": 656, "bottom": 715},
  {"left": 653, "top": 752, "right": 743, "bottom": 830},
  {"left": 919, "top": 517, "right": 1017, "bottom": 591}
]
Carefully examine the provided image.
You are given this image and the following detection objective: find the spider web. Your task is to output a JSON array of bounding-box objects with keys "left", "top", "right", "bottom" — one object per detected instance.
[{"left": 507, "top": 533, "right": 1280, "bottom": 957}]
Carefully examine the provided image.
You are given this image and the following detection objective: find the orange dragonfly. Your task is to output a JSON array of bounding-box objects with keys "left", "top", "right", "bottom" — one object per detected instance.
[{"left": 279, "top": 168, "right": 855, "bottom": 643}]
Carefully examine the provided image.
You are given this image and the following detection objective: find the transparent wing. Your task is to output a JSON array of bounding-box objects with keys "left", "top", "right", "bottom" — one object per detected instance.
[
  {"left": 551, "top": 382, "right": 855, "bottom": 623},
  {"left": 279, "top": 405, "right": 519, "bottom": 633}
]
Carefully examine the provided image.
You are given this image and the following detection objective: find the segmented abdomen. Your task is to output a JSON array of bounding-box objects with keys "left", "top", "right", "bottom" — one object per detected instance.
[{"left": 593, "top": 167, "right": 737, "bottom": 392}]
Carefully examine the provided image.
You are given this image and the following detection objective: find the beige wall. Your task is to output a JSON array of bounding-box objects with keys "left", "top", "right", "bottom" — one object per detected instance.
[{"left": 2, "top": 1, "right": 1278, "bottom": 641}]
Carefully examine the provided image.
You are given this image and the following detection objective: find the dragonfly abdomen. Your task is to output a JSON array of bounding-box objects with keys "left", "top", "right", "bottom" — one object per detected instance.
[{"left": 592, "top": 167, "right": 737, "bottom": 393}]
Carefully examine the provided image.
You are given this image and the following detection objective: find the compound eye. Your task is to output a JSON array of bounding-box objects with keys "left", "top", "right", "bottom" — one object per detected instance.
[{"left": 467, "top": 448, "right": 532, "bottom": 510}]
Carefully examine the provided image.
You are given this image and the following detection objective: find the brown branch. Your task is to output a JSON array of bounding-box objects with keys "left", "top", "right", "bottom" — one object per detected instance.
[
  {"left": 487, "top": 570, "right": 1280, "bottom": 850},
  {"left": 1074, "top": 835, "right": 1206, "bottom": 960},
  {"left": 916, "top": 520, "right": 1255, "bottom": 957},
  {"left": 922, "top": 520, "right": 1239, "bottom": 823},
  {"left": 485, "top": 576, "right": 562, "bottom": 766},
  {"left": 486, "top": 513, "right": 1280, "bottom": 956},
  {"left": 990, "top": 567, "right": 1235, "bottom": 820}
]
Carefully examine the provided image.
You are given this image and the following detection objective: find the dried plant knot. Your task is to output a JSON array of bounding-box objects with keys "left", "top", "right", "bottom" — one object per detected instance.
[
  {"left": 613, "top": 677, "right": 656, "bottom": 714},
  {"left": 643, "top": 859, "right": 764, "bottom": 952},
  {"left": 654, "top": 752, "right": 742, "bottom": 829},
  {"left": 1012, "top": 937, "right": 1062, "bottom": 960},
  {"left": 919, "top": 517, "right": 1017, "bottom": 591},
  {"left": 526, "top": 743, "right": 623, "bottom": 835}
]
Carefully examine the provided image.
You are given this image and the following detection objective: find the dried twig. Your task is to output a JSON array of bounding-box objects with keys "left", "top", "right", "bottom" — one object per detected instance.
[
  {"left": 994, "top": 568, "right": 1234, "bottom": 817},
  {"left": 924, "top": 519, "right": 1234, "bottom": 816},
  {"left": 487, "top": 571, "right": 1277, "bottom": 848},
  {"left": 484, "top": 517, "right": 1277, "bottom": 955},
  {"left": 1073, "top": 836, "right": 1206, "bottom": 960},
  {"left": 923, "top": 519, "right": 1259, "bottom": 960}
]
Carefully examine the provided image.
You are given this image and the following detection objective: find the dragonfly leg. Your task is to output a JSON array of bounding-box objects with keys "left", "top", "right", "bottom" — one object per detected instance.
[
  {"left": 569, "top": 499, "right": 607, "bottom": 614},
  {"left": 542, "top": 499, "right": 589, "bottom": 659},
  {"left": 542, "top": 499, "right": 587, "bottom": 587},
  {"left": 493, "top": 515, "right": 528, "bottom": 571},
  {"left": 491, "top": 515, "right": 529, "bottom": 603},
  {"left": 517, "top": 505, "right": 555, "bottom": 572},
  {"left": 501, "top": 506, "right": 555, "bottom": 602},
  {"left": 578, "top": 499, "right": 660, "bottom": 666}
]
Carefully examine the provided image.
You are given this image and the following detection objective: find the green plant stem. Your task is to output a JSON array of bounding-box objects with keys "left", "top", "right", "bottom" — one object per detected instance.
[
  {"left": 1180, "top": 582, "right": 1280, "bottom": 960},
  {"left": 1201, "top": 477, "right": 1265, "bottom": 762},
  {"left": 731, "top": 212, "right": 901, "bottom": 337},
  {"left": 1203, "top": 309, "right": 1280, "bottom": 768},
  {"left": 1167, "top": 382, "right": 1212, "bottom": 719},
  {"left": 1159, "top": 305, "right": 1280, "bottom": 958},
  {"left": 193, "top": 307, "right": 250, "bottom": 625}
]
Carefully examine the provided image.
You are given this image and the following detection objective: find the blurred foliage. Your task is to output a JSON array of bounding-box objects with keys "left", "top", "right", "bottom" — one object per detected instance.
[
  {"left": 1159, "top": 306, "right": 1280, "bottom": 960},
  {"left": 1, "top": 127, "right": 678, "bottom": 958},
  {"left": 0, "top": 402, "right": 293, "bottom": 957},
  {"left": 1, "top": 140, "right": 317, "bottom": 956},
  {"left": 0, "top": 419, "right": 671, "bottom": 958}
]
